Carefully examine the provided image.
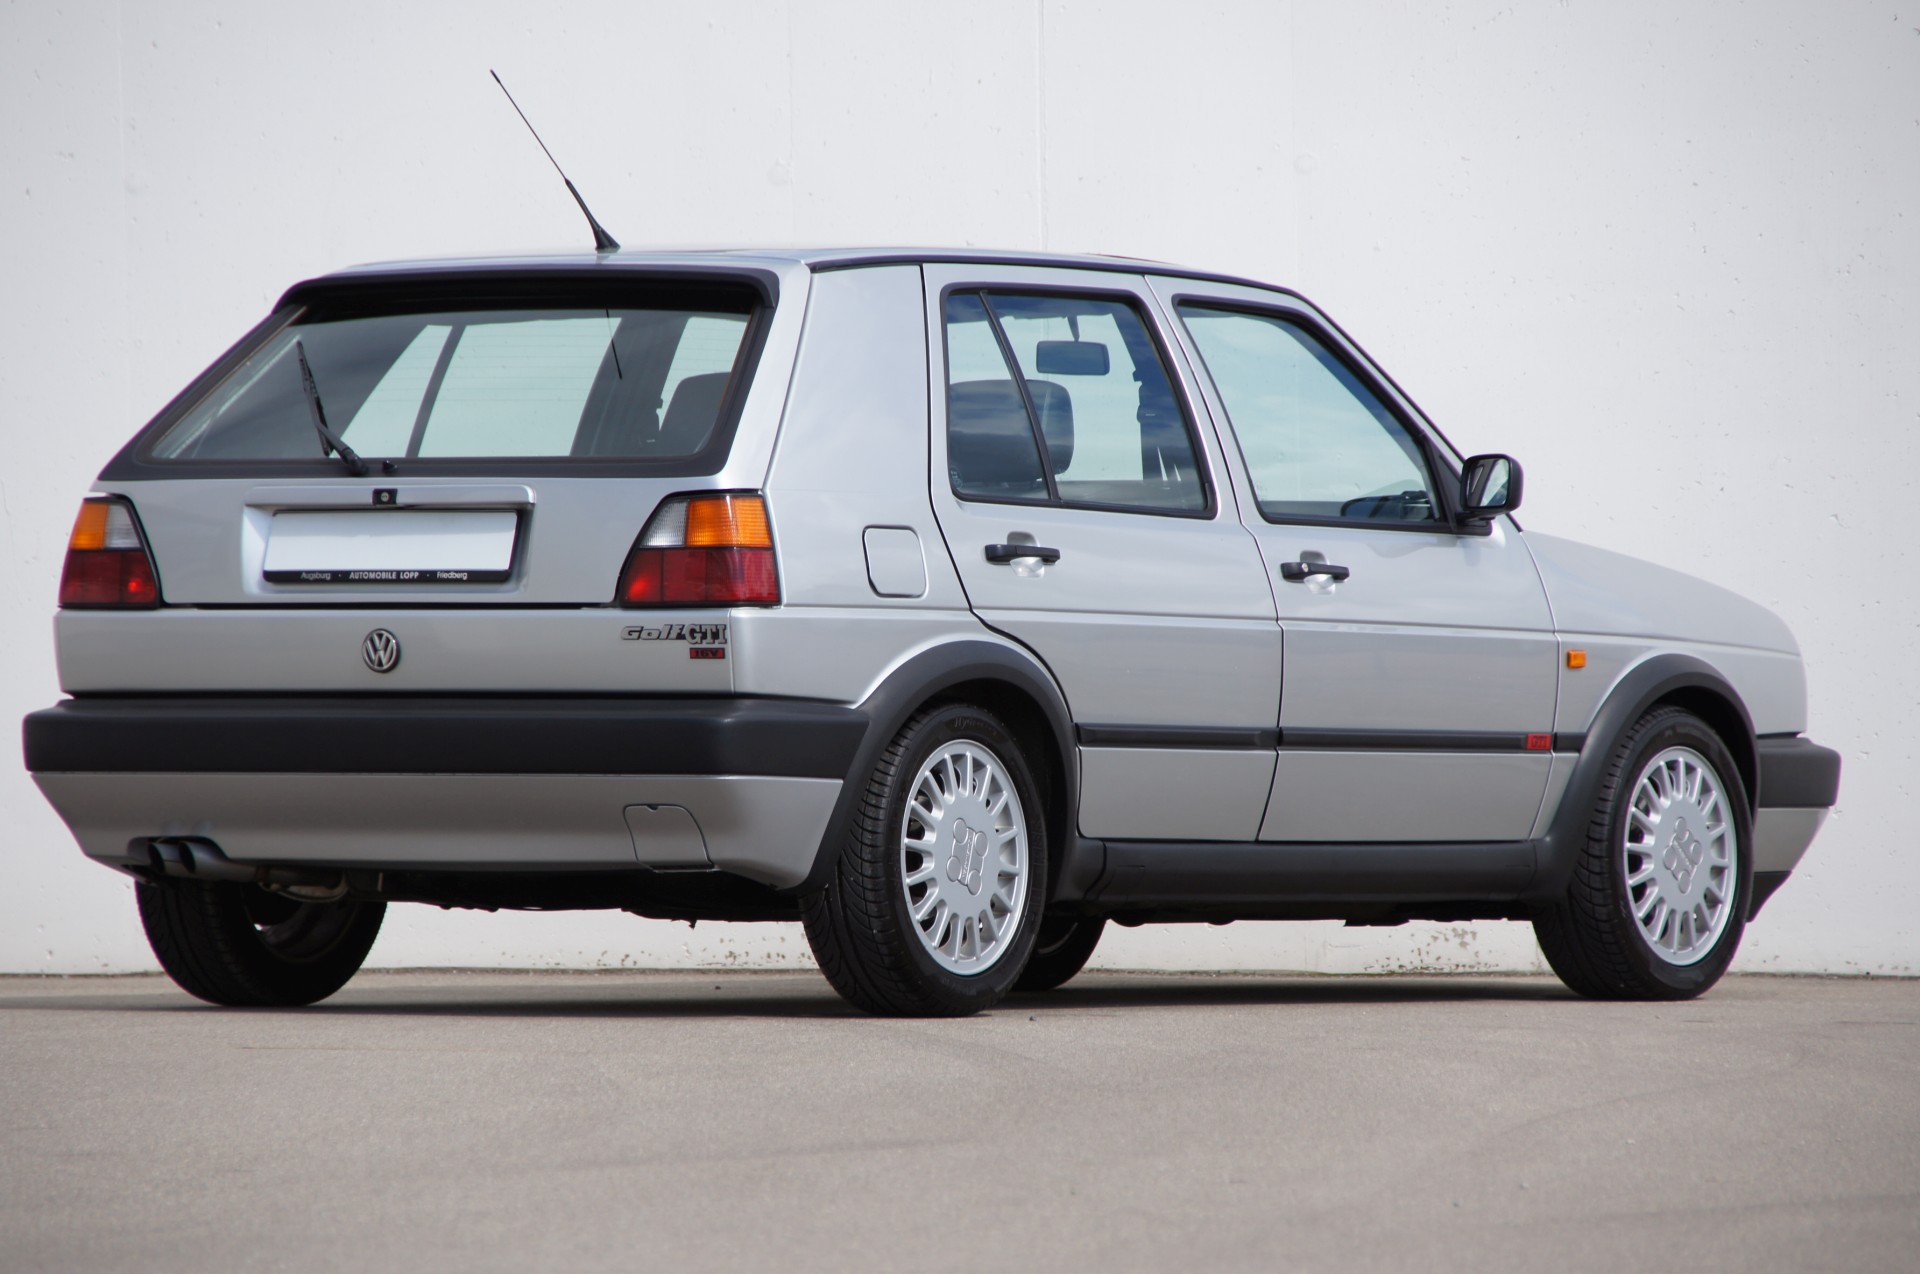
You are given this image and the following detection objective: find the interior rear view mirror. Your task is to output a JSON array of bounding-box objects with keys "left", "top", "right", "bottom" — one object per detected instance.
[
  {"left": 1461, "top": 453, "right": 1523, "bottom": 521},
  {"left": 1034, "top": 340, "right": 1110, "bottom": 376}
]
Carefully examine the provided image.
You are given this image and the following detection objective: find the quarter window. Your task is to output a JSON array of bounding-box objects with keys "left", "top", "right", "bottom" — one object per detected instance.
[
  {"left": 1178, "top": 305, "right": 1439, "bottom": 525},
  {"left": 944, "top": 291, "right": 1207, "bottom": 514}
]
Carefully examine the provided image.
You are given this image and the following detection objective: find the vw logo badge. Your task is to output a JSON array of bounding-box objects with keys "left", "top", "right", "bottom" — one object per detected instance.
[{"left": 361, "top": 628, "right": 401, "bottom": 674}]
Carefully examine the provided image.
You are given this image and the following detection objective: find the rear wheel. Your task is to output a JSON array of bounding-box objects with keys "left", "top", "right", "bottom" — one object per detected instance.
[
  {"left": 136, "top": 878, "right": 385, "bottom": 1007},
  {"left": 802, "top": 703, "right": 1047, "bottom": 1016},
  {"left": 1014, "top": 916, "right": 1105, "bottom": 992},
  {"left": 1534, "top": 707, "right": 1752, "bottom": 1000}
]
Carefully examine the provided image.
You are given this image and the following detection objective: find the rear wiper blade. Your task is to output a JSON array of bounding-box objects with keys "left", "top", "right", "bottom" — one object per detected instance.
[{"left": 293, "top": 339, "right": 369, "bottom": 477}]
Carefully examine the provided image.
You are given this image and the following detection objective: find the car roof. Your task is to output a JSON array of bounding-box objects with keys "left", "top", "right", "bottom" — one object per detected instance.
[{"left": 309, "top": 246, "right": 1299, "bottom": 298}]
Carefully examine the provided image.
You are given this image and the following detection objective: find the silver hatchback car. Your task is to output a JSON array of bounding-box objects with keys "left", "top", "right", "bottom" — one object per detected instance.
[{"left": 25, "top": 248, "right": 1840, "bottom": 1015}]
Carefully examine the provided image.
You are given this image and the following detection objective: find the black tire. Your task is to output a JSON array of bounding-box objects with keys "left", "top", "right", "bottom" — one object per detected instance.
[
  {"left": 1534, "top": 707, "right": 1753, "bottom": 1000},
  {"left": 136, "top": 878, "right": 385, "bottom": 1007},
  {"left": 1014, "top": 916, "right": 1105, "bottom": 992},
  {"left": 802, "top": 702, "right": 1048, "bottom": 1017}
]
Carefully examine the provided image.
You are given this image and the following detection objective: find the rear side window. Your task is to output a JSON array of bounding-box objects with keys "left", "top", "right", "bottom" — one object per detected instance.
[
  {"left": 942, "top": 290, "right": 1208, "bottom": 514},
  {"left": 148, "top": 295, "right": 757, "bottom": 466}
]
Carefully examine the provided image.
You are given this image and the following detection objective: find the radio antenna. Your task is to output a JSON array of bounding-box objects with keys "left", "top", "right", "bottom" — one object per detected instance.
[{"left": 490, "top": 69, "right": 620, "bottom": 253}]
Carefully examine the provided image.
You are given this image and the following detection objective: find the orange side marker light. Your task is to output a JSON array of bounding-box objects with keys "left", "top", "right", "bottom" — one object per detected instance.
[{"left": 1566, "top": 650, "right": 1587, "bottom": 670}]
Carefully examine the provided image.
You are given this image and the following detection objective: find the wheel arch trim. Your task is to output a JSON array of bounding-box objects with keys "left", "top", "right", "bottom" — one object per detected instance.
[
  {"left": 794, "top": 639, "right": 1082, "bottom": 898},
  {"left": 1532, "top": 653, "right": 1756, "bottom": 898}
]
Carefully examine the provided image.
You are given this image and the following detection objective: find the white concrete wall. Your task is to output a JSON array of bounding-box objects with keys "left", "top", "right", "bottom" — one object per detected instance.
[{"left": 3, "top": 0, "right": 1912, "bottom": 975}]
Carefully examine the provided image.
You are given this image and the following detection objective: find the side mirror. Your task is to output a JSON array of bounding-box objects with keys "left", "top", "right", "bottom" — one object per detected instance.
[{"left": 1460, "top": 453, "right": 1523, "bottom": 521}]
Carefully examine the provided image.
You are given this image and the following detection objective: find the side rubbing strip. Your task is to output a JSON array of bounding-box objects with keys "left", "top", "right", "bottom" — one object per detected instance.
[
  {"left": 1077, "top": 724, "right": 1278, "bottom": 749},
  {"left": 1280, "top": 728, "right": 1574, "bottom": 753},
  {"left": 1077, "top": 725, "right": 1586, "bottom": 752}
]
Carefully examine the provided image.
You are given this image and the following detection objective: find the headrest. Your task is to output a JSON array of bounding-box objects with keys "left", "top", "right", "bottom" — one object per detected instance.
[
  {"left": 658, "top": 372, "right": 732, "bottom": 453},
  {"left": 948, "top": 380, "right": 1044, "bottom": 491},
  {"left": 947, "top": 378, "right": 1074, "bottom": 484}
]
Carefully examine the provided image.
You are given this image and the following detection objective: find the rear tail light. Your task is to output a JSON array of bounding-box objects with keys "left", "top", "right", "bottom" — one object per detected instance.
[
  {"left": 60, "top": 497, "right": 160, "bottom": 608},
  {"left": 618, "top": 492, "right": 780, "bottom": 606}
]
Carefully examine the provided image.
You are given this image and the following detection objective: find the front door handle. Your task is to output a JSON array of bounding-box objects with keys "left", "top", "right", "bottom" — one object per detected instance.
[
  {"left": 985, "top": 543, "right": 1062, "bottom": 565},
  {"left": 1279, "top": 560, "right": 1350, "bottom": 583}
]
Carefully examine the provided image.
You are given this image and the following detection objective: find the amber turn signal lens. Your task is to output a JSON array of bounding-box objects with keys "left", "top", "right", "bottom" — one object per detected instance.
[
  {"left": 684, "top": 494, "right": 772, "bottom": 548},
  {"left": 68, "top": 501, "right": 111, "bottom": 551},
  {"left": 1566, "top": 650, "right": 1588, "bottom": 670},
  {"left": 68, "top": 498, "right": 143, "bottom": 552}
]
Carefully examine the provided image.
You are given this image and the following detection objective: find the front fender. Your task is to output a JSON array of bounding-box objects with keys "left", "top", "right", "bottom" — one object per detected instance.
[{"left": 1531, "top": 653, "right": 1756, "bottom": 898}]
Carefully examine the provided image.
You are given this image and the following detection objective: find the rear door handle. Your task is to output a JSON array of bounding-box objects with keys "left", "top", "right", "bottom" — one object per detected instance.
[
  {"left": 1279, "top": 560, "right": 1350, "bottom": 583},
  {"left": 985, "top": 543, "right": 1062, "bottom": 565}
]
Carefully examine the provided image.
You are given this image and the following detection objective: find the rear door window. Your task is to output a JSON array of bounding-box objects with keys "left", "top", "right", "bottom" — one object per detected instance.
[{"left": 943, "top": 290, "right": 1208, "bottom": 515}]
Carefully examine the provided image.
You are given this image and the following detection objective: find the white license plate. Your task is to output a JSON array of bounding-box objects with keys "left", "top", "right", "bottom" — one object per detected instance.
[{"left": 263, "top": 509, "right": 519, "bottom": 584}]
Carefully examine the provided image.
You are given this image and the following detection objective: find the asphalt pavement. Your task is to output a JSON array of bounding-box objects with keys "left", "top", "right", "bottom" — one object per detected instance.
[{"left": 2, "top": 970, "right": 1914, "bottom": 1273}]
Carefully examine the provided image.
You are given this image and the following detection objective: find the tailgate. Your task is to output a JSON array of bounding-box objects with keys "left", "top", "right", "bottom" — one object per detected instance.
[{"left": 56, "top": 265, "right": 819, "bottom": 694}]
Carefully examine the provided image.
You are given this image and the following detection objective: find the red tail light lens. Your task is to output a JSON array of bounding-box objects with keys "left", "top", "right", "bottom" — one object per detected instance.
[
  {"left": 618, "top": 546, "right": 779, "bottom": 605},
  {"left": 618, "top": 493, "right": 780, "bottom": 606},
  {"left": 60, "top": 498, "right": 160, "bottom": 608}
]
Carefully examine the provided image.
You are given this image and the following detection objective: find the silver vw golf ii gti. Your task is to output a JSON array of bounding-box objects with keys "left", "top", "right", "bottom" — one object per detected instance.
[{"left": 25, "top": 248, "right": 1840, "bottom": 1015}]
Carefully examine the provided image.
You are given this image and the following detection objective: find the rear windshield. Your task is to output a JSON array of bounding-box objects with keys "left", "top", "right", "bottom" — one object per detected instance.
[{"left": 148, "top": 292, "right": 759, "bottom": 466}]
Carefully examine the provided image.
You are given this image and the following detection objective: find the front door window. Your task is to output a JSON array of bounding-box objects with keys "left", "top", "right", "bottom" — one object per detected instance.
[{"left": 1177, "top": 306, "right": 1437, "bottom": 525}]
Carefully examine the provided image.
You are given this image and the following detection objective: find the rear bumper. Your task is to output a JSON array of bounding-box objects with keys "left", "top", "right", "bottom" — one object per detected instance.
[
  {"left": 1756, "top": 735, "right": 1842, "bottom": 810},
  {"left": 1752, "top": 735, "right": 1842, "bottom": 876},
  {"left": 24, "top": 696, "right": 864, "bottom": 889}
]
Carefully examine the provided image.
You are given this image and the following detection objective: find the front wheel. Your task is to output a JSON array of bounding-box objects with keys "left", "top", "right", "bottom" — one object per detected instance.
[
  {"left": 1534, "top": 707, "right": 1753, "bottom": 1000},
  {"left": 137, "top": 878, "right": 385, "bottom": 1007},
  {"left": 802, "top": 703, "right": 1047, "bottom": 1016}
]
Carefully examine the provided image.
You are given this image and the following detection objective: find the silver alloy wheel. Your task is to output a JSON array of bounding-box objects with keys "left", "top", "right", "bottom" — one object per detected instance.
[
  {"left": 1623, "top": 745, "right": 1739, "bottom": 966},
  {"left": 899, "top": 739, "right": 1031, "bottom": 975}
]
